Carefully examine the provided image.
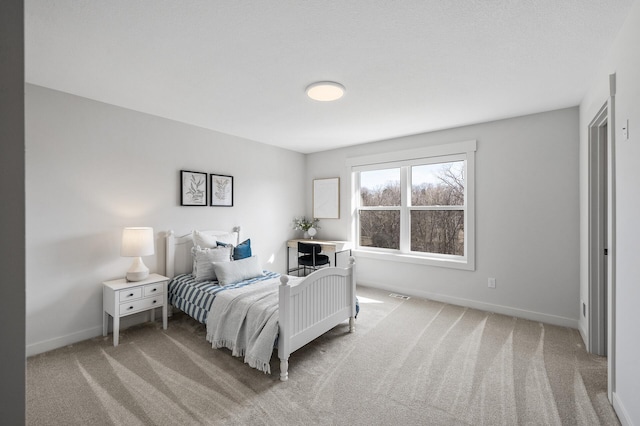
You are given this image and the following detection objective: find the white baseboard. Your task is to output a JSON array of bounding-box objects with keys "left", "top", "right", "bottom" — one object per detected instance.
[
  {"left": 578, "top": 322, "right": 588, "bottom": 346},
  {"left": 358, "top": 280, "right": 579, "bottom": 329},
  {"left": 612, "top": 392, "right": 633, "bottom": 426},
  {"left": 26, "top": 325, "right": 103, "bottom": 357},
  {"left": 27, "top": 310, "right": 164, "bottom": 357}
]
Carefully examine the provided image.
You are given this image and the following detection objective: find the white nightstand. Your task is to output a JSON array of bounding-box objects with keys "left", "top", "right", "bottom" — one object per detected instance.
[{"left": 102, "top": 273, "right": 169, "bottom": 346}]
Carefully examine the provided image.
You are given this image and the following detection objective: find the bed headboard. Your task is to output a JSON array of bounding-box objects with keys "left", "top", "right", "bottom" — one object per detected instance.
[{"left": 165, "top": 226, "right": 241, "bottom": 278}]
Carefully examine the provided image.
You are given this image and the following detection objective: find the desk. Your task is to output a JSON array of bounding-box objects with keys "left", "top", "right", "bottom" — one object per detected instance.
[{"left": 287, "top": 239, "right": 352, "bottom": 274}]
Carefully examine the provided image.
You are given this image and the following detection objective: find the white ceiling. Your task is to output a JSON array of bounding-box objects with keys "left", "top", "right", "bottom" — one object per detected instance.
[{"left": 25, "top": 0, "right": 633, "bottom": 154}]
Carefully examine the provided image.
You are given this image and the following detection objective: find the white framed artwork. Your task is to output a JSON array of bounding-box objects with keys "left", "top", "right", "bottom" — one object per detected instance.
[{"left": 313, "top": 177, "right": 340, "bottom": 219}]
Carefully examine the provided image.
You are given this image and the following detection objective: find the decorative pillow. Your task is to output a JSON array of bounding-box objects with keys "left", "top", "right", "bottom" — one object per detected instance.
[
  {"left": 212, "top": 256, "right": 264, "bottom": 286},
  {"left": 191, "top": 245, "right": 232, "bottom": 282},
  {"left": 233, "top": 239, "right": 252, "bottom": 260},
  {"left": 192, "top": 230, "right": 238, "bottom": 249}
]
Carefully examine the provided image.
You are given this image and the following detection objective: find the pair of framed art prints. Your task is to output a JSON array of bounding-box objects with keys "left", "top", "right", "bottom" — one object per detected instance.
[{"left": 180, "top": 170, "right": 233, "bottom": 207}]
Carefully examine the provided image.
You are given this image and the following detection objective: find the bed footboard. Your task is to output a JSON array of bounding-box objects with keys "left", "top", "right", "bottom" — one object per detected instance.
[{"left": 278, "top": 258, "right": 356, "bottom": 381}]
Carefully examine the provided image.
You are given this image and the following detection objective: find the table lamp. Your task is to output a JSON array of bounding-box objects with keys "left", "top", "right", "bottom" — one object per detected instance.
[{"left": 121, "top": 227, "right": 154, "bottom": 281}]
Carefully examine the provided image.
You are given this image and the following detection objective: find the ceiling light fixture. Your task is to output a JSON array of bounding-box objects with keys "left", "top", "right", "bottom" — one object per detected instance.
[{"left": 306, "top": 81, "right": 345, "bottom": 102}]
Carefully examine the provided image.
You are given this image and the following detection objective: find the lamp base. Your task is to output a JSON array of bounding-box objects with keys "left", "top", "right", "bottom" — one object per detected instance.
[{"left": 126, "top": 257, "right": 149, "bottom": 282}]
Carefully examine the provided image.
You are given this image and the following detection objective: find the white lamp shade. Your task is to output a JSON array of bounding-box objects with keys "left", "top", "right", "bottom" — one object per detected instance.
[{"left": 121, "top": 227, "right": 155, "bottom": 257}]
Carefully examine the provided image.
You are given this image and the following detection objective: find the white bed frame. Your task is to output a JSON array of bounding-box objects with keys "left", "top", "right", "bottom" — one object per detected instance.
[{"left": 164, "top": 228, "right": 357, "bottom": 381}]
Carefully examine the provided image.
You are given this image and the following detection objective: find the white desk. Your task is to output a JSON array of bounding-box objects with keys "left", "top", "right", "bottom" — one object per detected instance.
[{"left": 287, "top": 239, "right": 352, "bottom": 274}]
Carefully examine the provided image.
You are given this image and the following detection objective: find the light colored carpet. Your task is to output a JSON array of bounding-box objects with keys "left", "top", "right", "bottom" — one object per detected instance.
[{"left": 27, "top": 286, "right": 619, "bottom": 425}]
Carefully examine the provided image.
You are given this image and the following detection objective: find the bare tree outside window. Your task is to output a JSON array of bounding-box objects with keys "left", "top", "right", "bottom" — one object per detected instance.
[
  {"left": 411, "top": 162, "right": 464, "bottom": 206},
  {"left": 410, "top": 210, "right": 464, "bottom": 255},
  {"left": 410, "top": 161, "right": 465, "bottom": 255},
  {"left": 359, "top": 210, "right": 400, "bottom": 249},
  {"left": 359, "top": 168, "right": 400, "bottom": 249}
]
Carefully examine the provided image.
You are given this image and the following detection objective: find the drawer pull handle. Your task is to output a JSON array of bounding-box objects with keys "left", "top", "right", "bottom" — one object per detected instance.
[
  {"left": 152, "top": 300, "right": 157, "bottom": 304},
  {"left": 151, "top": 289, "right": 157, "bottom": 292},
  {"left": 128, "top": 306, "right": 134, "bottom": 310},
  {"left": 128, "top": 293, "right": 134, "bottom": 297}
]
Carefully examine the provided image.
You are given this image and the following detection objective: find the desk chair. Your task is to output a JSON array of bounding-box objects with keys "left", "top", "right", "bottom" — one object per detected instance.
[{"left": 297, "top": 242, "right": 330, "bottom": 276}]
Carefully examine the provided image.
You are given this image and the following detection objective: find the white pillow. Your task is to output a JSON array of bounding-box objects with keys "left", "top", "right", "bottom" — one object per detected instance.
[
  {"left": 212, "top": 256, "right": 264, "bottom": 286},
  {"left": 215, "top": 232, "right": 239, "bottom": 246},
  {"left": 191, "top": 245, "right": 232, "bottom": 282},
  {"left": 192, "top": 229, "right": 238, "bottom": 248}
]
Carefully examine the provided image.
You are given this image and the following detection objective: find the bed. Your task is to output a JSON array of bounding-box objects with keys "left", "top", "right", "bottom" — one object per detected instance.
[{"left": 164, "top": 228, "right": 357, "bottom": 381}]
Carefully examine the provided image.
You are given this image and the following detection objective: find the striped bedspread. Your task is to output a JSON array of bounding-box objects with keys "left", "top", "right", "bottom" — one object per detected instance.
[{"left": 168, "top": 271, "right": 280, "bottom": 324}]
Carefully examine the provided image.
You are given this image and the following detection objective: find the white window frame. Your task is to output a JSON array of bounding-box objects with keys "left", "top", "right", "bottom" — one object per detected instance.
[{"left": 347, "top": 140, "right": 476, "bottom": 271}]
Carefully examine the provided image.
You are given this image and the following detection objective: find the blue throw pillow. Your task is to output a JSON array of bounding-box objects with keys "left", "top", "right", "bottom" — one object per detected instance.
[{"left": 233, "top": 239, "right": 252, "bottom": 260}]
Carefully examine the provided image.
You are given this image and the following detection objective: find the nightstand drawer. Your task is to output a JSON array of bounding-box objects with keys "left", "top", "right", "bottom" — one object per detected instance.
[
  {"left": 119, "top": 287, "right": 142, "bottom": 302},
  {"left": 144, "top": 283, "right": 164, "bottom": 297},
  {"left": 119, "top": 296, "right": 163, "bottom": 315}
]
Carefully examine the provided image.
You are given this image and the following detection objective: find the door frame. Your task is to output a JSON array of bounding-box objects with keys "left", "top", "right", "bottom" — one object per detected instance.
[{"left": 587, "top": 73, "right": 616, "bottom": 401}]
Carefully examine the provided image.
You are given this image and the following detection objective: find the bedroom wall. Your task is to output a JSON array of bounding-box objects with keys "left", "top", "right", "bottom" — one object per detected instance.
[
  {"left": 25, "top": 84, "right": 306, "bottom": 356},
  {"left": 306, "top": 107, "right": 580, "bottom": 327},
  {"left": 0, "top": 0, "right": 26, "bottom": 422},
  {"left": 579, "top": 1, "right": 640, "bottom": 423}
]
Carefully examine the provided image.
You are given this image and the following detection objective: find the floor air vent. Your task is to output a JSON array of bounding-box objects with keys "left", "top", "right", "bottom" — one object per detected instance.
[{"left": 389, "top": 293, "right": 410, "bottom": 300}]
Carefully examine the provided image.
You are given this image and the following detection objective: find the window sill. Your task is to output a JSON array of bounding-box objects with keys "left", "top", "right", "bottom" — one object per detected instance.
[{"left": 353, "top": 249, "right": 475, "bottom": 271}]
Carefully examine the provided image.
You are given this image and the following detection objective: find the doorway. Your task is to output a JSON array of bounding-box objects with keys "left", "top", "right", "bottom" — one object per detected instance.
[
  {"left": 588, "top": 105, "right": 608, "bottom": 356},
  {"left": 587, "top": 87, "right": 616, "bottom": 402}
]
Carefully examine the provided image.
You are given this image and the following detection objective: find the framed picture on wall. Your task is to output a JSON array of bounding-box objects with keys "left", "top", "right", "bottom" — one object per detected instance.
[
  {"left": 210, "top": 174, "right": 234, "bottom": 207},
  {"left": 313, "top": 177, "right": 340, "bottom": 219},
  {"left": 180, "top": 170, "right": 208, "bottom": 206}
]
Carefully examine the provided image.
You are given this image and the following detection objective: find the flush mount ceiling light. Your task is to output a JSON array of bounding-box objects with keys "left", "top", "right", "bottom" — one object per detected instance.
[{"left": 306, "top": 81, "right": 345, "bottom": 102}]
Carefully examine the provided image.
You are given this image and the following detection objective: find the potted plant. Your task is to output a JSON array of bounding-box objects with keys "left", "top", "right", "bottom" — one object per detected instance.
[{"left": 292, "top": 217, "right": 320, "bottom": 239}]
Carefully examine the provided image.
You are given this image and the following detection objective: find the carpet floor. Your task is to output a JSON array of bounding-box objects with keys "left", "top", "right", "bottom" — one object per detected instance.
[{"left": 27, "top": 286, "right": 619, "bottom": 425}]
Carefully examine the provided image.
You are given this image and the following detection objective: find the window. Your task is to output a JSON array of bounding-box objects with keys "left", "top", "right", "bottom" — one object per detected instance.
[
  {"left": 359, "top": 167, "right": 401, "bottom": 249},
  {"left": 350, "top": 141, "right": 476, "bottom": 270},
  {"left": 410, "top": 161, "right": 465, "bottom": 256}
]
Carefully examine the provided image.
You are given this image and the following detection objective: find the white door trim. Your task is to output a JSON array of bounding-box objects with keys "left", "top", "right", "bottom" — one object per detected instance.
[{"left": 587, "top": 73, "right": 616, "bottom": 402}]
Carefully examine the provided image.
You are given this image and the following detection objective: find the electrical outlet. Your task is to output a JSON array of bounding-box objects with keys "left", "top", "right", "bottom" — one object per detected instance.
[{"left": 488, "top": 277, "right": 496, "bottom": 289}]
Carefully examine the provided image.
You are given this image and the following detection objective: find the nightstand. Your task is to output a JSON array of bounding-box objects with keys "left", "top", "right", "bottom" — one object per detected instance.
[{"left": 102, "top": 273, "right": 169, "bottom": 346}]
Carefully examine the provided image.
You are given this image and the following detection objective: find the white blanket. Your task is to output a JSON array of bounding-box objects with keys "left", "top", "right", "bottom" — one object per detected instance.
[{"left": 205, "top": 277, "right": 281, "bottom": 374}]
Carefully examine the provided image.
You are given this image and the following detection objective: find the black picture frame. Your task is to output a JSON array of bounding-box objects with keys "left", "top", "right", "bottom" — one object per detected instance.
[
  {"left": 180, "top": 170, "right": 208, "bottom": 206},
  {"left": 210, "top": 174, "right": 234, "bottom": 207}
]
